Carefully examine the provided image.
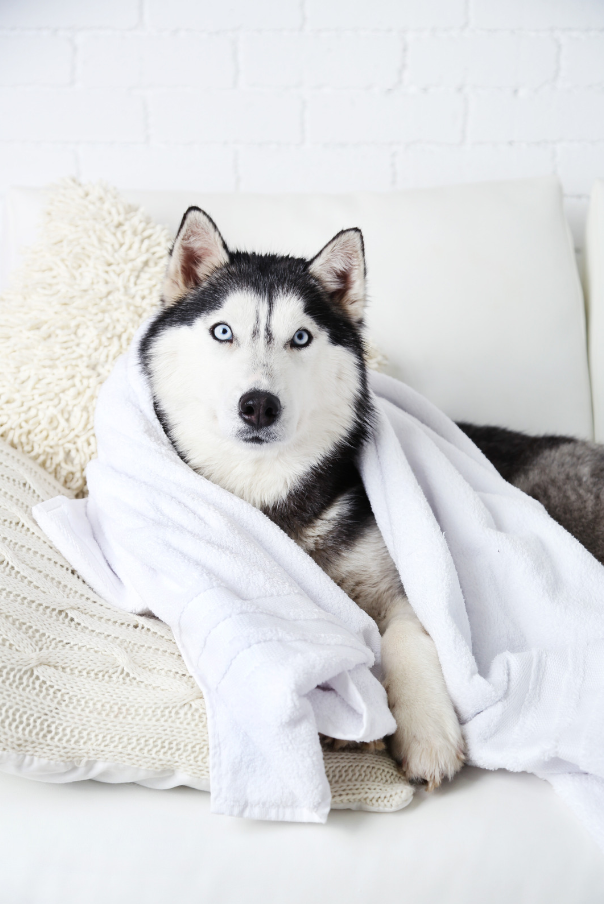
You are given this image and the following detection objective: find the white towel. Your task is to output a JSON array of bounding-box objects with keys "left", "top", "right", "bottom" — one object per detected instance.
[
  {"left": 34, "top": 326, "right": 604, "bottom": 845},
  {"left": 365, "top": 373, "right": 604, "bottom": 850},
  {"left": 33, "top": 326, "right": 397, "bottom": 824}
]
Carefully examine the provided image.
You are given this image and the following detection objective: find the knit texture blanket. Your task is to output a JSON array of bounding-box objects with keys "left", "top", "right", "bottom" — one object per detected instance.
[{"left": 34, "top": 327, "right": 604, "bottom": 844}]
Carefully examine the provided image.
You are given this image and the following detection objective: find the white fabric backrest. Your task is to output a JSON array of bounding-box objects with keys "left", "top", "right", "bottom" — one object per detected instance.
[
  {"left": 2, "top": 178, "right": 592, "bottom": 438},
  {"left": 586, "top": 179, "right": 604, "bottom": 442}
]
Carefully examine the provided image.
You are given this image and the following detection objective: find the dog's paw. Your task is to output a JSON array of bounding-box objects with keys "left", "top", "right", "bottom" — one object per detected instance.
[
  {"left": 388, "top": 699, "right": 466, "bottom": 791},
  {"left": 319, "top": 734, "right": 386, "bottom": 753}
]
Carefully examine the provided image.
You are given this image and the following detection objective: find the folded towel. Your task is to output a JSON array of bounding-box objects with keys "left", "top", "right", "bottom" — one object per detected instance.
[
  {"left": 35, "top": 325, "right": 604, "bottom": 846},
  {"left": 33, "top": 325, "right": 397, "bottom": 824}
]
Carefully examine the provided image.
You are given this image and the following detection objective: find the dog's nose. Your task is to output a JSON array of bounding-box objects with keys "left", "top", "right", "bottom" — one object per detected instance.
[{"left": 238, "top": 390, "right": 281, "bottom": 429}]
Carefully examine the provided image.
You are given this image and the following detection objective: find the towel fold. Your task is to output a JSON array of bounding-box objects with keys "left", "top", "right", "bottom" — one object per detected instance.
[{"left": 34, "top": 323, "right": 604, "bottom": 846}]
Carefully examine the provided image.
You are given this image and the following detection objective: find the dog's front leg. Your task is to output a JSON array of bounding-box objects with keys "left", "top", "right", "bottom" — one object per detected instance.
[
  {"left": 311, "top": 508, "right": 465, "bottom": 786},
  {"left": 379, "top": 596, "right": 465, "bottom": 789}
]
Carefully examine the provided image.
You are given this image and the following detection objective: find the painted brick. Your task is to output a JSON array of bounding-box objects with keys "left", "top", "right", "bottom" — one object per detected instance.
[
  {"left": 0, "top": 0, "right": 139, "bottom": 28},
  {"left": 306, "top": 0, "right": 465, "bottom": 29},
  {"left": 79, "top": 144, "right": 236, "bottom": 191},
  {"left": 407, "top": 34, "right": 557, "bottom": 89},
  {"left": 561, "top": 36, "right": 604, "bottom": 88},
  {"left": 240, "top": 35, "right": 303, "bottom": 89},
  {"left": 0, "top": 0, "right": 602, "bottom": 255},
  {"left": 470, "top": 0, "right": 604, "bottom": 30},
  {"left": 395, "top": 145, "right": 555, "bottom": 189},
  {"left": 309, "top": 91, "right": 463, "bottom": 144},
  {"left": 241, "top": 34, "right": 401, "bottom": 89},
  {"left": 0, "top": 89, "right": 145, "bottom": 142},
  {"left": 76, "top": 36, "right": 139, "bottom": 89},
  {"left": 149, "top": 90, "right": 302, "bottom": 144},
  {"left": 557, "top": 144, "right": 604, "bottom": 196},
  {"left": 469, "top": 91, "right": 604, "bottom": 143},
  {"left": 77, "top": 34, "right": 235, "bottom": 89},
  {"left": 146, "top": 0, "right": 301, "bottom": 31},
  {"left": 238, "top": 146, "right": 393, "bottom": 191},
  {"left": 0, "top": 143, "right": 77, "bottom": 191},
  {"left": 0, "top": 35, "right": 73, "bottom": 87}
]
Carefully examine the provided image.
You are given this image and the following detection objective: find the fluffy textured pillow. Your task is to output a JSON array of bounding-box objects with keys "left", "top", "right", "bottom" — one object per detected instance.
[
  {"left": 0, "top": 436, "right": 412, "bottom": 812},
  {"left": 0, "top": 179, "right": 171, "bottom": 496}
]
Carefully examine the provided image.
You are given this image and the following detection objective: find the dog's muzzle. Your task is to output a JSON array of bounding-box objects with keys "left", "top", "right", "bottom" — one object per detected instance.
[{"left": 238, "top": 390, "right": 282, "bottom": 431}]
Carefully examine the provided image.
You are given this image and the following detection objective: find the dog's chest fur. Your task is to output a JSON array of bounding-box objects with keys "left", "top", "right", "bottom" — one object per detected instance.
[{"left": 261, "top": 465, "right": 405, "bottom": 630}]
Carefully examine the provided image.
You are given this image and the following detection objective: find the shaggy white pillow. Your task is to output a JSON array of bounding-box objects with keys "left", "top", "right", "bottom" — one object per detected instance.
[
  {"left": 0, "top": 436, "right": 412, "bottom": 812},
  {"left": 0, "top": 179, "right": 171, "bottom": 496}
]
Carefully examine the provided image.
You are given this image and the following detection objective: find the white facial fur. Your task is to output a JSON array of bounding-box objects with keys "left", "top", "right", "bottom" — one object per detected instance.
[{"left": 146, "top": 289, "right": 363, "bottom": 509}]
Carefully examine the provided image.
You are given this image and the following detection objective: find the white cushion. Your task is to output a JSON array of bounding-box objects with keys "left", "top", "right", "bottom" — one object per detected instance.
[
  {"left": 2, "top": 178, "right": 591, "bottom": 438},
  {"left": 586, "top": 179, "right": 604, "bottom": 442},
  {"left": 1, "top": 766, "right": 604, "bottom": 904}
]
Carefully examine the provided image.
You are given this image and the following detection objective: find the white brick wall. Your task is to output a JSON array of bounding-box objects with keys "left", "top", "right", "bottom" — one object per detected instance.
[{"left": 0, "top": 0, "right": 603, "bottom": 249}]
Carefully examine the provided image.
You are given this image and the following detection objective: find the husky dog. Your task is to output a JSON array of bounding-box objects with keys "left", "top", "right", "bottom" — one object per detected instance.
[{"left": 140, "top": 207, "right": 604, "bottom": 790}]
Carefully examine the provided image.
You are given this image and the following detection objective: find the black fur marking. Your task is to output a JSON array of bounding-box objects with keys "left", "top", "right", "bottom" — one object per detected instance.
[
  {"left": 326, "top": 483, "right": 374, "bottom": 553},
  {"left": 263, "top": 449, "right": 374, "bottom": 558},
  {"left": 265, "top": 293, "right": 274, "bottom": 345},
  {"left": 457, "top": 422, "right": 575, "bottom": 483},
  {"left": 251, "top": 308, "right": 260, "bottom": 341},
  {"left": 263, "top": 375, "right": 375, "bottom": 553},
  {"left": 140, "top": 250, "right": 367, "bottom": 377}
]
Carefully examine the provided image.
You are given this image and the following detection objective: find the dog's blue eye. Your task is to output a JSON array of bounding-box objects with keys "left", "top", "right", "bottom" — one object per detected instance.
[
  {"left": 212, "top": 323, "right": 233, "bottom": 342},
  {"left": 292, "top": 329, "right": 311, "bottom": 348}
]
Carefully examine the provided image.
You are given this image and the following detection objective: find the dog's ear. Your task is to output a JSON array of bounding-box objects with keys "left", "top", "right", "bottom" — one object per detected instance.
[
  {"left": 162, "top": 207, "right": 229, "bottom": 306},
  {"left": 308, "top": 228, "right": 366, "bottom": 321}
]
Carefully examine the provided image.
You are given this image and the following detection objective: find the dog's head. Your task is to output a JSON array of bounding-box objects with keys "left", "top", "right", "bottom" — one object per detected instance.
[{"left": 140, "top": 207, "right": 373, "bottom": 507}]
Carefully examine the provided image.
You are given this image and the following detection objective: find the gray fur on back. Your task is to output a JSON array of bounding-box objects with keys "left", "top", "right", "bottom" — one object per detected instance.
[
  {"left": 458, "top": 422, "right": 604, "bottom": 564},
  {"left": 512, "top": 441, "right": 604, "bottom": 563}
]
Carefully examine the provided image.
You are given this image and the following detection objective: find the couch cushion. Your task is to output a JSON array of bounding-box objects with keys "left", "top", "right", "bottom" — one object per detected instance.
[
  {"left": 3, "top": 177, "right": 592, "bottom": 438},
  {"left": 1, "top": 766, "right": 604, "bottom": 904},
  {"left": 586, "top": 179, "right": 604, "bottom": 442}
]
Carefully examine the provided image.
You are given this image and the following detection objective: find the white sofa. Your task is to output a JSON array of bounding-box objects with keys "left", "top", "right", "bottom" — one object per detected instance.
[{"left": 2, "top": 177, "right": 604, "bottom": 904}]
